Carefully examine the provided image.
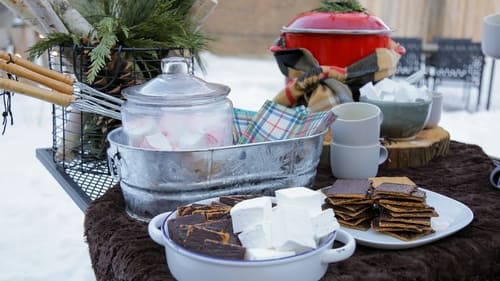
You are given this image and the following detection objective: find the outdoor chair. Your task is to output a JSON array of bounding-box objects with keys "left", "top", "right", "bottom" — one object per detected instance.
[
  {"left": 393, "top": 37, "right": 424, "bottom": 79},
  {"left": 426, "top": 37, "right": 486, "bottom": 111}
]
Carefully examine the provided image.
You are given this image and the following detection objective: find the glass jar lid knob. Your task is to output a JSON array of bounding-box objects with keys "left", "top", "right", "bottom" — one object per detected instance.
[{"left": 162, "top": 56, "right": 190, "bottom": 74}]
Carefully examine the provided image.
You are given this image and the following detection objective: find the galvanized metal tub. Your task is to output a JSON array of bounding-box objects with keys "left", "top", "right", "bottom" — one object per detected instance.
[{"left": 107, "top": 127, "right": 326, "bottom": 221}]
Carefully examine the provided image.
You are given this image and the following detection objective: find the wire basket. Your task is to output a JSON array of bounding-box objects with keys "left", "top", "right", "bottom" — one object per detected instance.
[{"left": 47, "top": 45, "right": 193, "bottom": 197}]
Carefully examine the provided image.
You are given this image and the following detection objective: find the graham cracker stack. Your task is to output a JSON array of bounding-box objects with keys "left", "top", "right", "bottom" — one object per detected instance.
[
  {"left": 371, "top": 182, "right": 439, "bottom": 241},
  {"left": 322, "top": 179, "right": 375, "bottom": 231},
  {"left": 322, "top": 177, "right": 439, "bottom": 242}
]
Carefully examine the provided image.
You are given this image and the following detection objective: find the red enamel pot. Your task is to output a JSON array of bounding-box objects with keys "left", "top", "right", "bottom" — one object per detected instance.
[{"left": 271, "top": 12, "right": 394, "bottom": 67}]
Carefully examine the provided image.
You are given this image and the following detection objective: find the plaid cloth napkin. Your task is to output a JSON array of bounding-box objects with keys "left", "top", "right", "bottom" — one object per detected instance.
[
  {"left": 272, "top": 39, "right": 402, "bottom": 109},
  {"left": 234, "top": 100, "right": 335, "bottom": 144}
]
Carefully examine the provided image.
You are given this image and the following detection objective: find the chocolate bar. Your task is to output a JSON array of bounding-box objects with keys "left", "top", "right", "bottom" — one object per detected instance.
[
  {"left": 167, "top": 213, "right": 206, "bottom": 245},
  {"left": 197, "top": 239, "right": 246, "bottom": 260},
  {"left": 183, "top": 225, "right": 230, "bottom": 251},
  {"left": 372, "top": 183, "right": 419, "bottom": 198},
  {"left": 219, "top": 194, "right": 258, "bottom": 206},
  {"left": 323, "top": 179, "right": 372, "bottom": 199}
]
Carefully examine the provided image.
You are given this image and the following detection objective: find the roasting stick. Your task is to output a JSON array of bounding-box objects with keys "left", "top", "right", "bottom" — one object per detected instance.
[
  {"left": 0, "top": 51, "right": 123, "bottom": 120},
  {"left": 0, "top": 78, "right": 75, "bottom": 106},
  {"left": 0, "top": 59, "right": 74, "bottom": 94},
  {"left": 0, "top": 51, "right": 74, "bottom": 86}
]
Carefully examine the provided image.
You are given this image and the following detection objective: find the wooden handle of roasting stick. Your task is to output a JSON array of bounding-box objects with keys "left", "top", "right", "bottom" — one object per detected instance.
[
  {"left": 0, "top": 51, "right": 74, "bottom": 86},
  {"left": 0, "top": 78, "right": 76, "bottom": 107},
  {"left": 0, "top": 59, "right": 74, "bottom": 95}
]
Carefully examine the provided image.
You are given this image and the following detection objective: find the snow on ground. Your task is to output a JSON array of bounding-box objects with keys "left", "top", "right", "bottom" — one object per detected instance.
[{"left": 0, "top": 52, "right": 498, "bottom": 280}]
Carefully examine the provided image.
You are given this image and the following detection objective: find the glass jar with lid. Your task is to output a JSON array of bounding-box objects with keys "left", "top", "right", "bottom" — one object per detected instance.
[{"left": 121, "top": 56, "right": 233, "bottom": 150}]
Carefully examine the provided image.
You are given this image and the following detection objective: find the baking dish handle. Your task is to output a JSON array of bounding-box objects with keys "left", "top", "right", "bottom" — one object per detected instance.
[
  {"left": 148, "top": 212, "right": 171, "bottom": 246},
  {"left": 320, "top": 229, "right": 356, "bottom": 264}
]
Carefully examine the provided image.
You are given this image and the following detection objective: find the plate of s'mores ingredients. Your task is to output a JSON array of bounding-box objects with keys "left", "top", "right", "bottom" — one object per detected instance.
[{"left": 321, "top": 177, "right": 474, "bottom": 250}]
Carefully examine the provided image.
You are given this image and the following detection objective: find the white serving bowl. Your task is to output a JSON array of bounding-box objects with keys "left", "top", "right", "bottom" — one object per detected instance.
[{"left": 148, "top": 198, "right": 356, "bottom": 281}]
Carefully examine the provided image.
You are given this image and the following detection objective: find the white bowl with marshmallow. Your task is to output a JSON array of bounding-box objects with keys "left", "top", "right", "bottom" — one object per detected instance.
[{"left": 148, "top": 187, "right": 356, "bottom": 281}]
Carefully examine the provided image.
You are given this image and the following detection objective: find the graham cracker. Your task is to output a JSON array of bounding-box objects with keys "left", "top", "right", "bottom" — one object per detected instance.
[
  {"left": 379, "top": 212, "right": 432, "bottom": 226},
  {"left": 377, "top": 199, "right": 427, "bottom": 208},
  {"left": 338, "top": 218, "right": 372, "bottom": 231},
  {"left": 327, "top": 197, "right": 373, "bottom": 206},
  {"left": 378, "top": 229, "right": 436, "bottom": 242},
  {"left": 369, "top": 176, "right": 416, "bottom": 188}
]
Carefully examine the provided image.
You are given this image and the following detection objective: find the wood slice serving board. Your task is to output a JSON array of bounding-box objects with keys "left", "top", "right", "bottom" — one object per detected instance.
[
  {"left": 319, "top": 126, "right": 450, "bottom": 170},
  {"left": 380, "top": 126, "right": 450, "bottom": 169}
]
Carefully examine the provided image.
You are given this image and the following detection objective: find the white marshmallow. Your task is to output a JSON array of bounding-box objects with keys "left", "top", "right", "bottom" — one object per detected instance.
[
  {"left": 374, "top": 78, "right": 398, "bottom": 94},
  {"left": 142, "top": 132, "right": 173, "bottom": 150},
  {"left": 244, "top": 248, "right": 296, "bottom": 260},
  {"left": 271, "top": 205, "right": 316, "bottom": 253},
  {"left": 275, "top": 187, "right": 325, "bottom": 216},
  {"left": 230, "top": 197, "right": 272, "bottom": 234},
  {"left": 237, "top": 221, "right": 272, "bottom": 249},
  {"left": 311, "top": 208, "right": 339, "bottom": 241},
  {"left": 360, "top": 82, "right": 379, "bottom": 100}
]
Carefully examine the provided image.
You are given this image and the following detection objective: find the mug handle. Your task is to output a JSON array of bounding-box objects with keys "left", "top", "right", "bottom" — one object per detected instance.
[
  {"left": 378, "top": 145, "right": 388, "bottom": 165},
  {"left": 490, "top": 165, "right": 500, "bottom": 190}
]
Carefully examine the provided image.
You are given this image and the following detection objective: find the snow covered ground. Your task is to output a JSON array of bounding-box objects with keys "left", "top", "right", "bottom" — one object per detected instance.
[{"left": 0, "top": 52, "right": 498, "bottom": 280}]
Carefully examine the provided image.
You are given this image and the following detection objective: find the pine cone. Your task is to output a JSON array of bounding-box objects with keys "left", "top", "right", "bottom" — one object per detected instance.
[{"left": 78, "top": 49, "right": 157, "bottom": 160}]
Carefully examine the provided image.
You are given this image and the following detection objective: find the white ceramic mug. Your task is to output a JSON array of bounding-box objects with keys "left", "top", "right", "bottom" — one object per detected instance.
[
  {"left": 330, "top": 142, "right": 388, "bottom": 179},
  {"left": 482, "top": 13, "right": 500, "bottom": 58},
  {"left": 330, "top": 102, "right": 383, "bottom": 146},
  {"left": 424, "top": 91, "right": 443, "bottom": 129}
]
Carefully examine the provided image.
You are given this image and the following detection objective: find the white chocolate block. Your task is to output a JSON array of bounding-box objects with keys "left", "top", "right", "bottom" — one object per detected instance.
[
  {"left": 230, "top": 197, "right": 272, "bottom": 234},
  {"left": 311, "top": 208, "right": 339, "bottom": 241},
  {"left": 237, "top": 221, "right": 272, "bottom": 249},
  {"left": 244, "top": 248, "right": 296, "bottom": 260},
  {"left": 275, "top": 187, "right": 325, "bottom": 216},
  {"left": 271, "top": 205, "right": 316, "bottom": 253}
]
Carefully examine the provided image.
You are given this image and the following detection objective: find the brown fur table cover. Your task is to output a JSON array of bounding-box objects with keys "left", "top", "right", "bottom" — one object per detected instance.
[{"left": 84, "top": 141, "right": 500, "bottom": 281}]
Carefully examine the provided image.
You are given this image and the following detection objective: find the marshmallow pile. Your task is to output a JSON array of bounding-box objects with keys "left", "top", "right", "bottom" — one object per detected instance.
[
  {"left": 230, "top": 187, "right": 340, "bottom": 260},
  {"left": 123, "top": 112, "right": 233, "bottom": 150},
  {"left": 360, "top": 78, "right": 432, "bottom": 103}
]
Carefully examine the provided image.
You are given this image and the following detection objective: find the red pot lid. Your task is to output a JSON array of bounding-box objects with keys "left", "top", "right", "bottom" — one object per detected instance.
[{"left": 282, "top": 12, "right": 391, "bottom": 34}]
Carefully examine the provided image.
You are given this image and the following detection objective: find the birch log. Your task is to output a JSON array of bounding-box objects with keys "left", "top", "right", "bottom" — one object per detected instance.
[
  {"left": 48, "top": 0, "right": 92, "bottom": 36},
  {"left": 188, "top": 0, "right": 218, "bottom": 31},
  {"left": 0, "top": 0, "right": 50, "bottom": 34},
  {"left": 25, "top": 0, "right": 68, "bottom": 33}
]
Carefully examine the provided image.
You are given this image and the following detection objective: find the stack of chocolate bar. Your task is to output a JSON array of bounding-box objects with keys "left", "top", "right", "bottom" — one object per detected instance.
[
  {"left": 370, "top": 182, "right": 438, "bottom": 241},
  {"left": 167, "top": 195, "right": 257, "bottom": 260},
  {"left": 322, "top": 179, "right": 375, "bottom": 231}
]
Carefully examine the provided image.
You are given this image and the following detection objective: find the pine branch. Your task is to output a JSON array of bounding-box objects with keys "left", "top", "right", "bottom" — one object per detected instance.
[
  {"left": 86, "top": 17, "right": 120, "bottom": 83},
  {"left": 315, "top": 0, "right": 367, "bottom": 13},
  {"left": 28, "top": 32, "right": 81, "bottom": 60}
]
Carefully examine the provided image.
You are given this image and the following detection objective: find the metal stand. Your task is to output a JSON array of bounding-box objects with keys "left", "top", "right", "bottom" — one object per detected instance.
[
  {"left": 36, "top": 148, "right": 116, "bottom": 211},
  {"left": 486, "top": 59, "right": 496, "bottom": 110}
]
